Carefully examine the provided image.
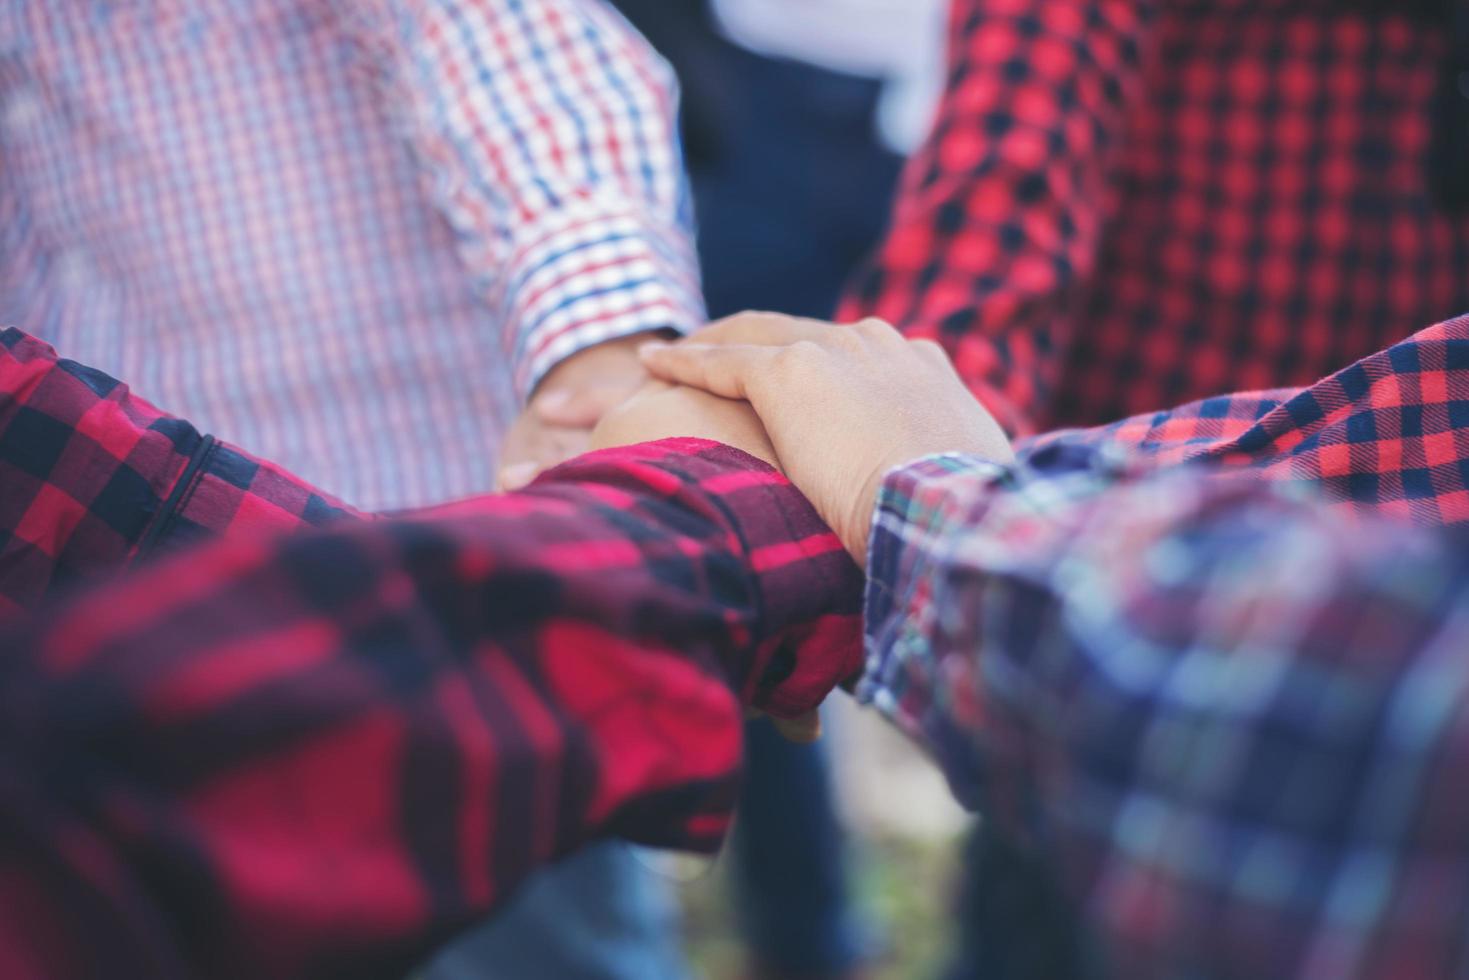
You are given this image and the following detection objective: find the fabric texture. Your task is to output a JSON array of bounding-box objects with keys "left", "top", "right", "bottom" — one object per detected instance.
[
  {"left": 0, "top": 0, "right": 703, "bottom": 509},
  {"left": 9, "top": 300, "right": 1469, "bottom": 974},
  {"left": 843, "top": 0, "right": 1469, "bottom": 435},
  {"left": 0, "top": 419, "right": 863, "bottom": 978},
  {"left": 0, "top": 327, "right": 360, "bottom": 617},
  {"left": 860, "top": 314, "right": 1469, "bottom": 978}
]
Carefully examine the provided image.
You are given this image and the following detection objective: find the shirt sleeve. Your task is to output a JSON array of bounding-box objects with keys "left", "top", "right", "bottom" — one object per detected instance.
[
  {"left": 838, "top": 0, "right": 1158, "bottom": 435},
  {"left": 0, "top": 329, "right": 363, "bottom": 618},
  {"left": 1016, "top": 313, "right": 1469, "bottom": 526},
  {"left": 378, "top": 0, "right": 706, "bottom": 401},
  {"left": 860, "top": 444, "right": 1469, "bottom": 977},
  {"left": 0, "top": 438, "right": 863, "bottom": 980}
]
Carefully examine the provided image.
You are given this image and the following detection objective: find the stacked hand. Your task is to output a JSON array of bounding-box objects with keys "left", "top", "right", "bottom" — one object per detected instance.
[
  {"left": 582, "top": 313, "right": 1013, "bottom": 743},
  {"left": 498, "top": 333, "right": 667, "bottom": 490},
  {"left": 595, "top": 313, "right": 1013, "bottom": 564}
]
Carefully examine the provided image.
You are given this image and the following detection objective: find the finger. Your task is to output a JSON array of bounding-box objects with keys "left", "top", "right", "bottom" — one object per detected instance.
[
  {"left": 533, "top": 382, "right": 635, "bottom": 428},
  {"left": 638, "top": 343, "right": 778, "bottom": 400},
  {"left": 909, "top": 337, "right": 953, "bottom": 367},
  {"left": 690, "top": 311, "right": 836, "bottom": 348}
]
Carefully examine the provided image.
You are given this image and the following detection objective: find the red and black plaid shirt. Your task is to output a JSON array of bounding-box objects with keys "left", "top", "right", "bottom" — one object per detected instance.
[
  {"left": 7, "top": 293, "right": 1469, "bottom": 976},
  {"left": 844, "top": 0, "right": 1469, "bottom": 435},
  {"left": 0, "top": 328, "right": 863, "bottom": 979}
]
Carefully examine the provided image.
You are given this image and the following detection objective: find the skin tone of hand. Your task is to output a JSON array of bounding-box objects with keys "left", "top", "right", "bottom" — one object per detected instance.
[
  {"left": 636, "top": 313, "right": 1015, "bottom": 566},
  {"left": 590, "top": 378, "right": 778, "bottom": 467},
  {"left": 498, "top": 333, "right": 671, "bottom": 490}
]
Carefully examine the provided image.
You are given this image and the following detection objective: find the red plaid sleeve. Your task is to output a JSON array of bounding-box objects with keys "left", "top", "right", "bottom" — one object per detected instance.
[
  {"left": 0, "top": 438, "right": 863, "bottom": 980},
  {"left": 0, "top": 328, "right": 362, "bottom": 618},
  {"left": 838, "top": 0, "right": 1156, "bottom": 435},
  {"left": 1025, "top": 314, "right": 1469, "bottom": 526}
]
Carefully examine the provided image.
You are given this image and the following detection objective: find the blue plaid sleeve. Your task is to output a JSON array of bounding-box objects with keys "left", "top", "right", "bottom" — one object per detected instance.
[{"left": 860, "top": 443, "right": 1469, "bottom": 977}]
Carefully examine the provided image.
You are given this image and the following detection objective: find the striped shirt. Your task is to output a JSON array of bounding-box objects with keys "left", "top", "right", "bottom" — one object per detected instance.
[{"left": 0, "top": 0, "right": 704, "bottom": 510}]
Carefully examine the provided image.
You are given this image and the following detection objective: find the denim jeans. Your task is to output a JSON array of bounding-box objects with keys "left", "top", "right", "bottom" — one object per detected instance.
[{"left": 424, "top": 844, "right": 690, "bottom": 980}]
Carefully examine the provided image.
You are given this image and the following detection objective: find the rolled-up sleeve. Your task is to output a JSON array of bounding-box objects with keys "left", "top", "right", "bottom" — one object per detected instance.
[{"left": 387, "top": 0, "right": 706, "bottom": 400}]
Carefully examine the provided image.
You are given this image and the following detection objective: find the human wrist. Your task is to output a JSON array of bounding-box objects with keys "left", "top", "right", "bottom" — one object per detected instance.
[{"left": 534, "top": 329, "right": 675, "bottom": 399}]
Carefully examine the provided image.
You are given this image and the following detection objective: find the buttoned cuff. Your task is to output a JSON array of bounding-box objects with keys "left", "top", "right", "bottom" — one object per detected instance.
[
  {"left": 857, "top": 454, "right": 1008, "bottom": 734},
  {"left": 499, "top": 203, "right": 706, "bottom": 402}
]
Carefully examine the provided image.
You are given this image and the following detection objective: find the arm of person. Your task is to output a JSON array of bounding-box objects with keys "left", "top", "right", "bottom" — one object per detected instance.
[
  {"left": 1015, "top": 313, "right": 1469, "bottom": 524},
  {"left": 0, "top": 328, "right": 364, "bottom": 616},
  {"left": 837, "top": 0, "right": 1159, "bottom": 435},
  {"left": 0, "top": 432, "right": 863, "bottom": 980},
  {"left": 639, "top": 311, "right": 1469, "bottom": 976},
  {"left": 862, "top": 445, "right": 1469, "bottom": 977},
  {"left": 372, "top": 0, "right": 706, "bottom": 481}
]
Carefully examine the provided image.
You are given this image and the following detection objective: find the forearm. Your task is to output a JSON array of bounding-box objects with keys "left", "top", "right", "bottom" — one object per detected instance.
[
  {"left": 861, "top": 448, "right": 1469, "bottom": 976},
  {"left": 0, "top": 329, "right": 362, "bottom": 616},
  {"left": 386, "top": 0, "right": 705, "bottom": 399},
  {"left": 1015, "top": 313, "right": 1469, "bottom": 527},
  {"left": 839, "top": 0, "right": 1157, "bottom": 434},
  {"left": 0, "top": 439, "right": 861, "bottom": 979}
]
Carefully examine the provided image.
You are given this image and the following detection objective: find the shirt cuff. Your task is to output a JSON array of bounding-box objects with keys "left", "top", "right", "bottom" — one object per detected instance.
[
  {"left": 856, "top": 453, "right": 1008, "bottom": 770},
  {"left": 537, "top": 437, "right": 866, "bottom": 717},
  {"left": 499, "top": 202, "right": 706, "bottom": 401}
]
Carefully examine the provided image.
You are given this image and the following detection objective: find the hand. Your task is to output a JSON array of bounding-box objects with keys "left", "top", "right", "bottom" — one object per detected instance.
[
  {"left": 498, "top": 333, "right": 664, "bottom": 490},
  {"left": 638, "top": 313, "right": 1014, "bottom": 564},
  {"left": 590, "top": 378, "right": 778, "bottom": 468}
]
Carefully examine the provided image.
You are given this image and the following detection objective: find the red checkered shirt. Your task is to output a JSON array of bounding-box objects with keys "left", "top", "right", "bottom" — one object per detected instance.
[
  {"left": 0, "top": 327, "right": 863, "bottom": 979},
  {"left": 843, "top": 0, "right": 1469, "bottom": 436}
]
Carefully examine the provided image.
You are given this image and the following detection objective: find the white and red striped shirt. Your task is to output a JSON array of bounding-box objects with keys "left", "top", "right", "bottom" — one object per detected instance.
[{"left": 0, "top": 0, "right": 703, "bottom": 509}]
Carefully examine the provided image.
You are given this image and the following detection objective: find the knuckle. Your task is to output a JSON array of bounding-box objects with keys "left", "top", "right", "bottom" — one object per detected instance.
[
  {"left": 910, "top": 337, "right": 948, "bottom": 361},
  {"left": 773, "top": 340, "right": 822, "bottom": 375},
  {"left": 827, "top": 327, "right": 865, "bottom": 353},
  {"left": 854, "top": 316, "right": 898, "bottom": 341}
]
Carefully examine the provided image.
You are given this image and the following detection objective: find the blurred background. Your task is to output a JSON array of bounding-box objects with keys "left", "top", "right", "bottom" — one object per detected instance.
[{"left": 674, "top": 700, "right": 969, "bottom": 980}]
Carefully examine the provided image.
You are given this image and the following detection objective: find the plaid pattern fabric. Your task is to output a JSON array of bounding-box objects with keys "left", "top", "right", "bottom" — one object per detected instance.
[
  {"left": 863, "top": 445, "right": 1469, "bottom": 978},
  {"left": 842, "top": 0, "right": 1469, "bottom": 436},
  {"left": 0, "top": 0, "right": 702, "bottom": 510},
  {"left": 1024, "top": 313, "right": 1469, "bottom": 526},
  {"left": 0, "top": 327, "right": 360, "bottom": 618},
  {"left": 0, "top": 437, "right": 864, "bottom": 980}
]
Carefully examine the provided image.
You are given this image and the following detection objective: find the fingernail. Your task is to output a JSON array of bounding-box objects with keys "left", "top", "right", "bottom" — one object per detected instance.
[
  {"left": 499, "top": 463, "right": 538, "bottom": 490},
  {"left": 637, "top": 341, "right": 670, "bottom": 359}
]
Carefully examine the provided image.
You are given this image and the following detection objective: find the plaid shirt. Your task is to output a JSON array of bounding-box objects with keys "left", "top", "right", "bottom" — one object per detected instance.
[
  {"left": 843, "top": 0, "right": 1469, "bottom": 436},
  {"left": 0, "top": 0, "right": 702, "bottom": 510},
  {"left": 0, "top": 327, "right": 362, "bottom": 618},
  {"left": 0, "top": 328, "right": 864, "bottom": 979},
  {"left": 863, "top": 313, "right": 1469, "bottom": 977},
  {"left": 4, "top": 295, "right": 1469, "bottom": 974}
]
